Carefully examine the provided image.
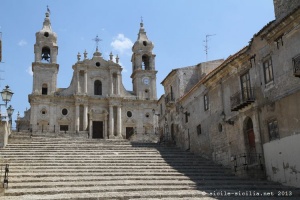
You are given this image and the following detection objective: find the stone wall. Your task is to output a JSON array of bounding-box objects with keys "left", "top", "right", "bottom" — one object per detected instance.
[
  {"left": 273, "top": 0, "right": 300, "bottom": 20},
  {"left": 264, "top": 133, "right": 300, "bottom": 187}
]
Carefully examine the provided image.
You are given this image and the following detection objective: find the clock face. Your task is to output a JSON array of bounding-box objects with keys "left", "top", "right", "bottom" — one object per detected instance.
[{"left": 143, "top": 77, "right": 150, "bottom": 85}]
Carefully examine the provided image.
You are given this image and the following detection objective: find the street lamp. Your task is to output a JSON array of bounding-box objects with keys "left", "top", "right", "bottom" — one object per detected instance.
[
  {"left": 221, "top": 111, "right": 234, "bottom": 125},
  {"left": 7, "top": 105, "right": 14, "bottom": 125},
  {"left": 0, "top": 85, "right": 14, "bottom": 106}
]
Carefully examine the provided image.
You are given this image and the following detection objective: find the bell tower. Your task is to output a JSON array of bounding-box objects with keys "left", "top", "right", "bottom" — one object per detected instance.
[
  {"left": 131, "top": 20, "right": 157, "bottom": 100},
  {"left": 32, "top": 8, "right": 59, "bottom": 95}
]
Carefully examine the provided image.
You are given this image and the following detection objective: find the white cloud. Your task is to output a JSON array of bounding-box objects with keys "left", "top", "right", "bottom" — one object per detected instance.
[
  {"left": 18, "top": 39, "right": 27, "bottom": 46},
  {"left": 111, "top": 34, "right": 133, "bottom": 55},
  {"left": 26, "top": 66, "right": 33, "bottom": 76}
]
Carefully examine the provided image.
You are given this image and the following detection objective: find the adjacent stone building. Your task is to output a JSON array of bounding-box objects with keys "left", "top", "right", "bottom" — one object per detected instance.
[
  {"left": 159, "top": 1, "right": 300, "bottom": 188},
  {"left": 18, "top": 10, "right": 158, "bottom": 139}
]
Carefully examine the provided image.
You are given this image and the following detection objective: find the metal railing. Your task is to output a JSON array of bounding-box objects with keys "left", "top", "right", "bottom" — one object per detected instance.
[
  {"left": 233, "top": 153, "right": 264, "bottom": 172},
  {"left": 294, "top": 63, "right": 300, "bottom": 77},
  {"left": 165, "top": 93, "right": 175, "bottom": 105},
  {"left": 231, "top": 87, "right": 255, "bottom": 111},
  {"left": 0, "top": 164, "right": 9, "bottom": 188}
]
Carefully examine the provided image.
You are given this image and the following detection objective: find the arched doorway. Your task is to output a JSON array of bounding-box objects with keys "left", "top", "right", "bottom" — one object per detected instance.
[{"left": 244, "top": 117, "right": 256, "bottom": 164}]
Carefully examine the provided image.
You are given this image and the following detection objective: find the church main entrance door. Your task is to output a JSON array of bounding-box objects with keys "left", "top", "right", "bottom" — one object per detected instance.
[{"left": 92, "top": 121, "right": 103, "bottom": 139}]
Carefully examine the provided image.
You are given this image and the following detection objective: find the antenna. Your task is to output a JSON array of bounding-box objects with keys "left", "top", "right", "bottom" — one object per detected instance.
[
  {"left": 0, "top": 32, "right": 4, "bottom": 87},
  {"left": 204, "top": 34, "right": 216, "bottom": 62},
  {"left": 0, "top": 32, "right": 2, "bottom": 63}
]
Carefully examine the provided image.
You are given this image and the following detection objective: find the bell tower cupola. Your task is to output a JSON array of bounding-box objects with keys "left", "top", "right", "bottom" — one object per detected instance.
[
  {"left": 34, "top": 9, "right": 58, "bottom": 63},
  {"left": 131, "top": 19, "right": 157, "bottom": 100},
  {"left": 32, "top": 7, "right": 59, "bottom": 95}
]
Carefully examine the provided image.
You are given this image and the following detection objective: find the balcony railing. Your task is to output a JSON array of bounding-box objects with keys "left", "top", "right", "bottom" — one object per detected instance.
[
  {"left": 233, "top": 153, "right": 264, "bottom": 172},
  {"left": 165, "top": 93, "right": 175, "bottom": 105},
  {"left": 294, "top": 64, "right": 300, "bottom": 77},
  {"left": 231, "top": 87, "right": 255, "bottom": 111},
  {"left": 293, "top": 56, "right": 300, "bottom": 77}
]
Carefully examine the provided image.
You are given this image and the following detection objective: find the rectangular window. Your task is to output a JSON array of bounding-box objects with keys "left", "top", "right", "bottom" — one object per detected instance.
[
  {"left": 185, "top": 112, "right": 189, "bottom": 123},
  {"left": 204, "top": 94, "right": 209, "bottom": 111},
  {"left": 197, "top": 124, "right": 202, "bottom": 135},
  {"left": 268, "top": 120, "right": 279, "bottom": 141},
  {"left": 240, "top": 72, "right": 254, "bottom": 100},
  {"left": 293, "top": 54, "right": 300, "bottom": 77},
  {"left": 60, "top": 125, "right": 69, "bottom": 131},
  {"left": 42, "top": 87, "right": 48, "bottom": 95},
  {"left": 263, "top": 58, "right": 274, "bottom": 84},
  {"left": 160, "top": 104, "right": 163, "bottom": 116}
]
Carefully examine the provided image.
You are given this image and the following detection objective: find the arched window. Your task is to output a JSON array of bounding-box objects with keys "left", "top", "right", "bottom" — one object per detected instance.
[
  {"left": 142, "top": 54, "right": 150, "bottom": 70},
  {"left": 94, "top": 80, "right": 102, "bottom": 95},
  {"left": 41, "top": 47, "right": 51, "bottom": 63},
  {"left": 42, "top": 83, "right": 48, "bottom": 95}
]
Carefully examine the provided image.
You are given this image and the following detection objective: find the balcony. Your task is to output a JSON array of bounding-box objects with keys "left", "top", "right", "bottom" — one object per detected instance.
[
  {"left": 231, "top": 87, "right": 255, "bottom": 111},
  {"left": 293, "top": 55, "right": 300, "bottom": 77},
  {"left": 165, "top": 93, "right": 175, "bottom": 106}
]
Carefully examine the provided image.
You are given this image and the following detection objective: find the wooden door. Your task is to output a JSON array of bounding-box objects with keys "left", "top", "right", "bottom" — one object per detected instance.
[{"left": 92, "top": 121, "right": 103, "bottom": 139}]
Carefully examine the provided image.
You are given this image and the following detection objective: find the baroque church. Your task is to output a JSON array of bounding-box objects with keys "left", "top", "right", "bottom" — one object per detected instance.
[{"left": 19, "top": 10, "right": 158, "bottom": 139}]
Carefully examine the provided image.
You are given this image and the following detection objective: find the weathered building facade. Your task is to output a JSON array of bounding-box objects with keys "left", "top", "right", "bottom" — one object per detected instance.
[
  {"left": 19, "top": 11, "right": 158, "bottom": 140},
  {"left": 159, "top": 1, "right": 300, "bottom": 187}
]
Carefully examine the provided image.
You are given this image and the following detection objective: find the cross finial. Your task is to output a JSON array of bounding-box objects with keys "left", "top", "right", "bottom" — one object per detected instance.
[
  {"left": 47, "top": 5, "right": 51, "bottom": 14},
  {"left": 92, "top": 35, "right": 102, "bottom": 51},
  {"left": 140, "top": 16, "right": 144, "bottom": 28}
]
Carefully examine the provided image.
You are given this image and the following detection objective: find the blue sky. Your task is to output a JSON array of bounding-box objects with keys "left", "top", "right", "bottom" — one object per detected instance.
[{"left": 0, "top": 0, "right": 274, "bottom": 127}]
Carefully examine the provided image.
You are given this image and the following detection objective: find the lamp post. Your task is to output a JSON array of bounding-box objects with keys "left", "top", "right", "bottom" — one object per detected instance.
[
  {"left": 1, "top": 85, "right": 14, "bottom": 106},
  {"left": 0, "top": 85, "right": 14, "bottom": 121}
]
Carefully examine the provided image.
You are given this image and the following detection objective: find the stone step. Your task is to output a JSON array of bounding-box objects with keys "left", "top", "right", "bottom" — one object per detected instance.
[
  {"left": 0, "top": 189, "right": 211, "bottom": 200},
  {"left": 8, "top": 171, "right": 233, "bottom": 178},
  {"left": 3, "top": 160, "right": 218, "bottom": 166},
  {"left": 5, "top": 168, "right": 228, "bottom": 174},
  {"left": 5, "top": 184, "right": 297, "bottom": 197},
  {"left": 8, "top": 179, "right": 283, "bottom": 189},
  {"left": 7, "top": 175, "right": 243, "bottom": 182}
]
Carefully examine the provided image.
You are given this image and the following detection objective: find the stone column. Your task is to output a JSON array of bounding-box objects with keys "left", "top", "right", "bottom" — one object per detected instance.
[
  {"left": 75, "top": 104, "right": 80, "bottom": 133},
  {"left": 77, "top": 71, "right": 80, "bottom": 94},
  {"left": 117, "top": 106, "right": 122, "bottom": 137},
  {"left": 83, "top": 105, "right": 88, "bottom": 131},
  {"left": 84, "top": 71, "right": 88, "bottom": 94},
  {"left": 89, "top": 111, "right": 93, "bottom": 139},
  {"left": 30, "top": 104, "right": 37, "bottom": 132},
  {"left": 109, "top": 105, "right": 114, "bottom": 138},
  {"left": 104, "top": 112, "right": 107, "bottom": 139},
  {"left": 111, "top": 74, "right": 114, "bottom": 95},
  {"left": 49, "top": 104, "right": 55, "bottom": 133}
]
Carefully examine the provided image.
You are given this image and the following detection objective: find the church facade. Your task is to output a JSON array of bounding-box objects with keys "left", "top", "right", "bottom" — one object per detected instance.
[{"left": 21, "top": 11, "right": 158, "bottom": 139}]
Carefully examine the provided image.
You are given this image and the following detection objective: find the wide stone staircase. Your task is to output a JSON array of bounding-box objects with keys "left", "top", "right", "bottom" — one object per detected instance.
[{"left": 0, "top": 132, "right": 299, "bottom": 199}]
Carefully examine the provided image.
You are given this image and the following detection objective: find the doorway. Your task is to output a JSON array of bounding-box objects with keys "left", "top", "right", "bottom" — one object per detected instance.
[
  {"left": 126, "top": 127, "right": 134, "bottom": 139},
  {"left": 92, "top": 121, "right": 103, "bottom": 139},
  {"left": 244, "top": 117, "right": 256, "bottom": 164}
]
